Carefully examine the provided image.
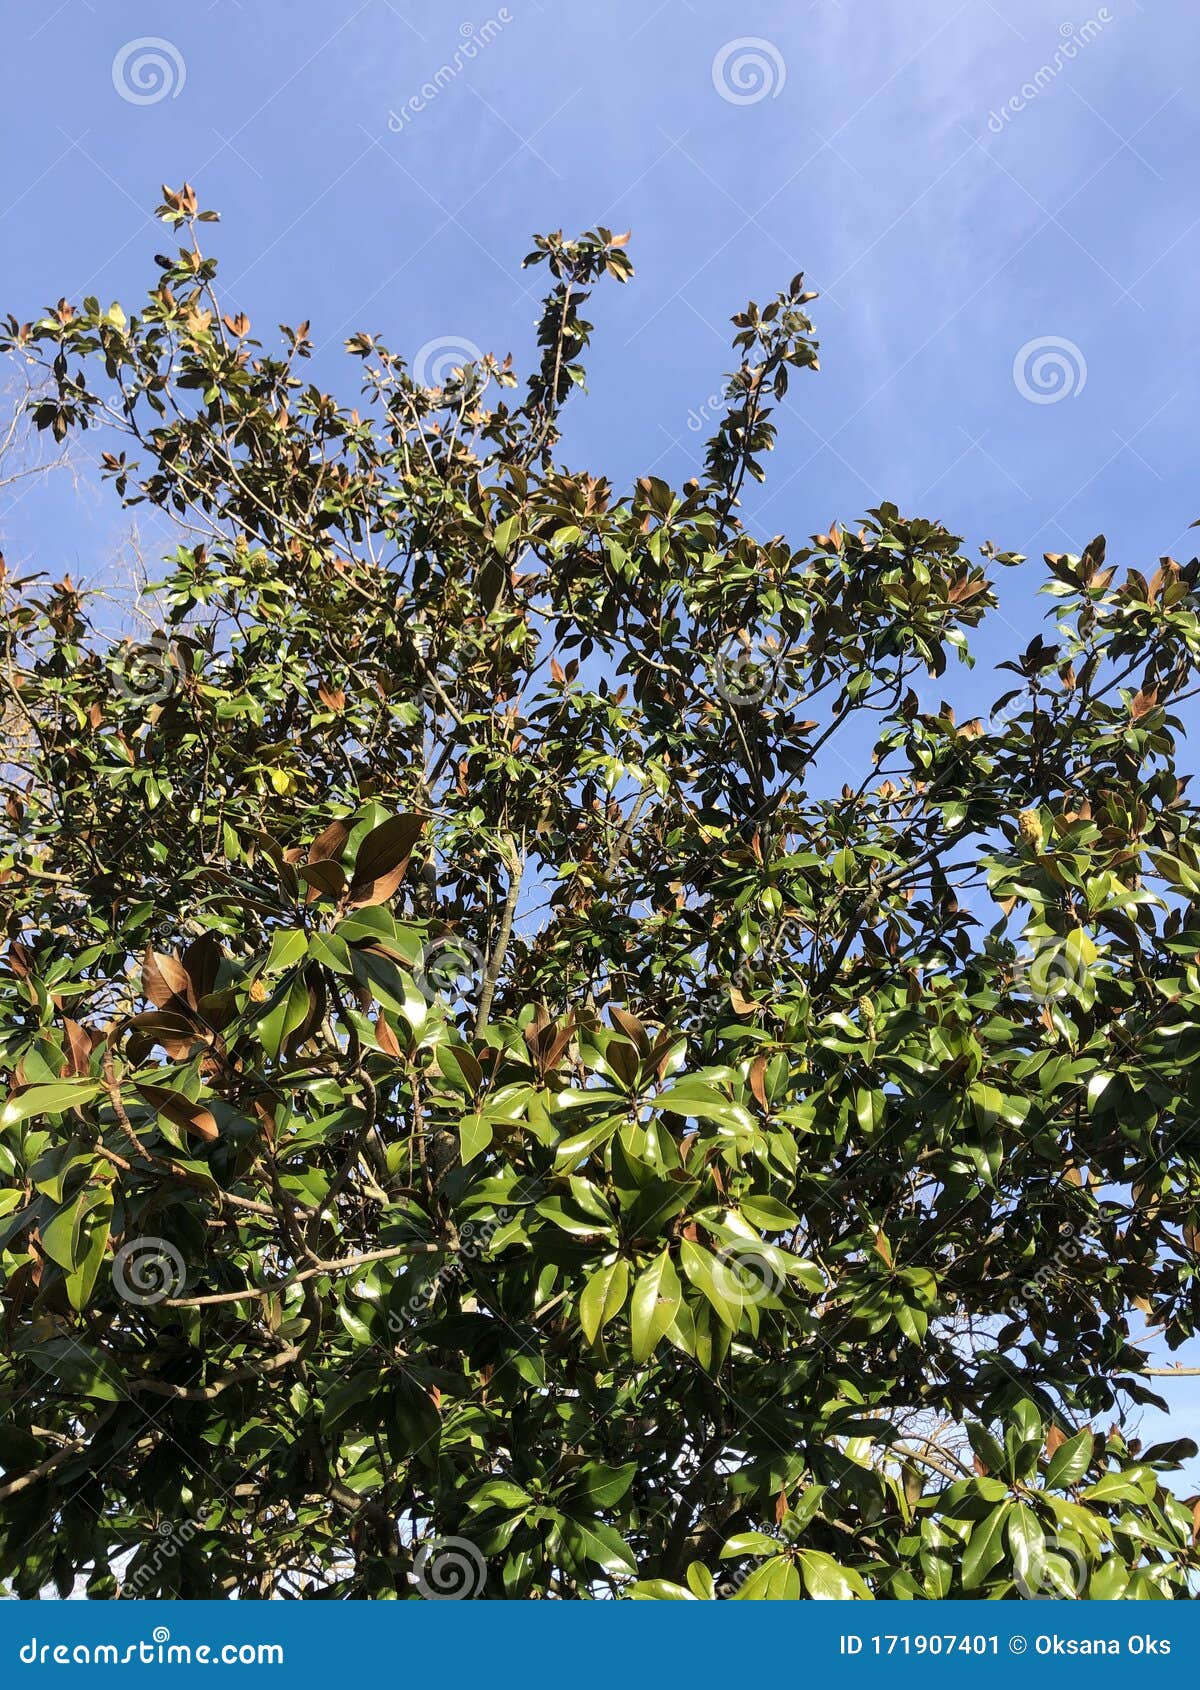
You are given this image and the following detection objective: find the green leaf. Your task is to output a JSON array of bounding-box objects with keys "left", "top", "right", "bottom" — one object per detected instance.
[
  {"left": 1089, "top": 1557, "right": 1129, "bottom": 1600},
  {"left": 263, "top": 928, "right": 307, "bottom": 973},
  {"left": 798, "top": 1550, "right": 872, "bottom": 1599},
  {"left": 720, "top": 1530, "right": 783, "bottom": 1558},
  {"left": 1045, "top": 1427, "right": 1093, "bottom": 1490},
  {"left": 1081, "top": 1470, "right": 1155, "bottom": 1505},
  {"left": 553, "top": 1114, "right": 623, "bottom": 1171},
  {"left": 30, "top": 1338, "right": 124, "bottom": 1402},
  {"left": 573, "top": 1461, "right": 637, "bottom": 1509},
  {"left": 0, "top": 1081, "right": 102, "bottom": 1129},
  {"left": 630, "top": 1247, "right": 682, "bottom": 1363},
  {"left": 459, "top": 1112, "right": 492, "bottom": 1165},
  {"left": 685, "top": 1561, "right": 715, "bottom": 1599},
  {"left": 1009, "top": 1398, "right": 1043, "bottom": 1448},
  {"left": 337, "top": 1301, "right": 375, "bottom": 1347},
  {"left": 735, "top": 1557, "right": 802, "bottom": 1599},
  {"left": 563, "top": 1517, "right": 637, "bottom": 1576},
  {"left": 1007, "top": 1502, "right": 1044, "bottom": 1575},
  {"left": 579, "top": 1258, "right": 629, "bottom": 1344},
  {"left": 739, "top": 1194, "right": 799, "bottom": 1229},
  {"left": 256, "top": 975, "right": 311, "bottom": 1060},
  {"left": 40, "top": 1192, "right": 88, "bottom": 1272},
  {"left": 966, "top": 1423, "right": 1006, "bottom": 1476},
  {"left": 920, "top": 1519, "right": 955, "bottom": 1599},
  {"left": 628, "top": 1579, "right": 694, "bottom": 1600},
  {"left": 468, "top": 1479, "right": 531, "bottom": 1512},
  {"left": 536, "top": 1192, "right": 614, "bottom": 1237},
  {"left": 64, "top": 1190, "right": 113, "bottom": 1310},
  {"left": 653, "top": 1081, "right": 753, "bottom": 1131},
  {"left": 893, "top": 1301, "right": 927, "bottom": 1344},
  {"left": 493, "top": 514, "right": 522, "bottom": 556},
  {"left": 679, "top": 1237, "right": 738, "bottom": 1327},
  {"left": 962, "top": 1502, "right": 1010, "bottom": 1591}
]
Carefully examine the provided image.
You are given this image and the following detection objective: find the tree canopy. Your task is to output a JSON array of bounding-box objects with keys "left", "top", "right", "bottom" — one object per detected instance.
[{"left": 2, "top": 186, "right": 1200, "bottom": 1599}]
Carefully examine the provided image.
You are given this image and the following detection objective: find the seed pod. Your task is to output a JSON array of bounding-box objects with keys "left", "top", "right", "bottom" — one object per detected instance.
[{"left": 1017, "top": 809, "right": 1044, "bottom": 851}]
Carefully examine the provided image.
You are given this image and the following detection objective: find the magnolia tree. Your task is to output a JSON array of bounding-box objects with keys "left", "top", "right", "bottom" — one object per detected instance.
[{"left": 1, "top": 187, "right": 1200, "bottom": 1600}]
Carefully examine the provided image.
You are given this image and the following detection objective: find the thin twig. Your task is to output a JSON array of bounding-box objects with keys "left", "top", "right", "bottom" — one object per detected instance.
[{"left": 163, "top": 1241, "right": 442, "bottom": 1307}]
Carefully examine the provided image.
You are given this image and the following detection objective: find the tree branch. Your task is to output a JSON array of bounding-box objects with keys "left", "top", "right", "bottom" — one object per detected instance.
[{"left": 472, "top": 837, "right": 523, "bottom": 1035}]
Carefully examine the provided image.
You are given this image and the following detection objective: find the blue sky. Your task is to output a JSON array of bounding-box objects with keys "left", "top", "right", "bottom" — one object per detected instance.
[
  {"left": 4, "top": 0, "right": 1199, "bottom": 611},
  {"left": 3, "top": 0, "right": 1200, "bottom": 1481}
]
